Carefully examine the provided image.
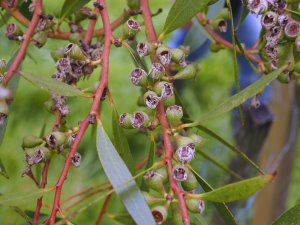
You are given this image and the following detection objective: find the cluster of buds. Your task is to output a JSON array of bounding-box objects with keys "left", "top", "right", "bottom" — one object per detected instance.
[
  {"left": 22, "top": 129, "right": 80, "bottom": 174},
  {"left": 251, "top": 0, "right": 300, "bottom": 82}
]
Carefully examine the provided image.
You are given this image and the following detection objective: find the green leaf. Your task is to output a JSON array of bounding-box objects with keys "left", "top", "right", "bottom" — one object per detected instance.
[
  {"left": 60, "top": 0, "right": 91, "bottom": 21},
  {"left": 112, "top": 106, "right": 135, "bottom": 173},
  {"left": 0, "top": 11, "right": 10, "bottom": 27},
  {"left": 0, "top": 158, "right": 9, "bottom": 179},
  {"left": 124, "top": 42, "right": 148, "bottom": 72},
  {"left": 19, "top": 71, "right": 84, "bottom": 97},
  {"left": 236, "top": 5, "right": 249, "bottom": 30},
  {"left": 193, "top": 67, "right": 285, "bottom": 122},
  {"left": 272, "top": 203, "right": 300, "bottom": 225},
  {"left": 11, "top": 206, "right": 34, "bottom": 224},
  {"left": 0, "top": 188, "right": 52, "bottom": 205},
  {"left": 188, "top": 166, "right": 238, "bottom": 225},
  {"left": 194, "top": 174, "right": 274, "bottom": 202},
  {"left": 96, "top": 125, "right": 156, "bottom": 225},
  {"left": 0, "top": 52, "right": 21, "bottom": 145},
  {"left": 194, "top": 123, "right": 264, "bottom": 174},
  {"left": 140, "top": 137, "right": 155, "bottom": 191},
  {"left": 161, "top": 0, "right": 213, "bottom": 37},
  {"left": 107, "top": 213, "right": 136, "bottom": 225}
]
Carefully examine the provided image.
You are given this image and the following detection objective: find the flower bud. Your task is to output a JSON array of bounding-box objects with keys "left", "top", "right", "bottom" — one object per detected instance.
[
  {"left": 123, "top": 19, "right": 140, "bottom": 39},
  {"left": 69, "top": 32, "right": 83, "bottom": 45},
  {"left": 32, "top": 31, "right": 48, "bottom": 48},
  {"left": 45, "top": 131, "right": 67, "bottom": 148},
  {"left": 0, "top": 100, "right": 8, "bottom": 125},
  {"left": 144, "top": 170, "right": 166, "bottom": 194},
  {"left": 119, "top": 113, "right": 133, "bottom": 128},
  {"left": 37, "top": 18, "right": 52, "bottom": 31},
  {"left": 142, "top": 192, "right": 164, "bottom": 205},
  {"left": 56, "top": 58, "right": 72, "bottom": 74},
  {"left": 284, "top": 21, "right": 300, "bottom": 40},
  {"left": 144, "top": 91, "right": 160, "bottom": 109},
  {"left": 25, "top": 146, "right": 50, "bottom": 165},
  {"left": 72, "top": 152, "right": 81, "bottom": 167},
  {"left": 176, "top": 143, "right": 195, "bottom": 163},
  {"left": 22, "top": 135, "right": 43, "bottom": 149},
  {"left": 170, "top": 48, "right": 186, "bottom": 64},
  {"left": 50, "top": 48, "right": 65, "bottom": 62},
  {"left": 0, "top": 59, "right": 6, "bottom": 75},
  {"left": 5, "top": 23, "right": 23, "bottom": 39},
  {"left": 295, "top": 35, "right": 300, "bottom": 52},
  {"left": 261, "top": 11, "right": 278, "bottom": 29},
  {"left": 171, "top": 204, "right": 184, "bottom": 225},
  {"left": 210, "top": 18, "right": 227, "bottom": 32},
  {"left": 173, "top": 164, "right": 188, "bottom": 182},
  {"left": 91, "top": 48, "right": 102, "bottom": 61},
  {"left": 189, "top": 133, "right": 204, "bottom": 149},
  {"left": 156, "top": 46, "right": 172, "bottom": 65},
  {"left": 131, "top": 111, "right": 150, "bottom": 128},
  {"left": 176, "top": 135, "right": 194, "bottom": 147},
  {"left": 0, "top": 85, "right": 12, "bottom": 101},
  {"left": 247, "top": 0, "right": 268, "bottom": 14},
  {"left": 65, "top": 43, "right": 88, "bottom": 61},
  {"left": 185, "top": 198, "right": 205, "bottom": 214},
  {"left": 130, "top": 68, "right": 148, "bottom": 86},
  {"left": 173, "top": 64, "right": 197, "bottom": 80},
  {"left": 154, "top": 82, "right": 175, "bottom": 106},
  {"left": 181, "top": 170, "right": 198, "bottom": 191},
  {"left": 137, "top": 41, "right": 155, "bottom": 57},
  {"left": 278, "top": 14, "right": 288, "bottom": 27},
  {"left": 74, "top": 7, "right": 92, "bottom": 23},
  {"left": 148, "top": 63, "right": 165, "bottom": 80},
  {"left": 151, "top": 206, "right": 168, "bottom": 225},
  {"left": 166, "top": 105, "right": 183, "bottom": 126}
]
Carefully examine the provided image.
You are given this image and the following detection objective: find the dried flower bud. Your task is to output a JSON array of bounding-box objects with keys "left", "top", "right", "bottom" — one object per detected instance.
[
  {"left": 186, "top": 198, "right": 205, "bottom": 214},
  {"left": 176, "top": 143, "right": 195, "bottom": 163},
  {"left": 130, "top": 68, "right": 148, "bottom": 86},
  {"left": 123, "top": 19, "right": 140, "bottom": 39},
  {"left": 295, "top": 35, "right": 300, "bottom": 52},
  {"left": 74, "top": 7, "right": 92, "bottom": 23},
  {"left": 5, "top": 23, "right": 22, "bottom": 39},
  {"left": 284, "top": 21, "right": 300, "bottom": 39},
  {"left": 65, "top": 43, "right": 88, "bottom": 61},
  {"left": 22, "top": 135, "right": 43, "bottom": 149},
  {"left": 32, "top": 31, "right": 48, "bottom": 48},
  {"left": 137, "top": 41, "right": 154, "bottom": 57},
  {"left": 50, "top": 48, "right": 65, "bottom": 62},
  {"left": 56, "top": 58, "right": 72, "bottom": 74},
  {"left": 0, "top": 59, "right": 7, "bottom": 75},
  {"left": 82, "top": 64, "right": 94, "bottom": 75},
  {"left": 46, "top": 131, "right": 67, "bottom": 148},
  {"left": 151, "top": 206, "right": 168, "bottom": 225},
  {"left": 278, "top": 14, "right": 289, "bottom": 27},
  {"left": 25, "top": 147, "right": 50, "bottom": 165},
  {"left": 91, "top": 48, "right": 102, "bottom": 61},
  {"left": 154, "top": 82, "right": 175, "bottom": 106},
  {"left": 144, "top": 91, "right": 160, "bottom": 109},
  {"left": 131, "top": 111, "right": 149, "bottom": 128},
  {"left": 181, "top": 169, "right": 198, "bottom": 191},
  {"left": 119, "top": 113, "right": 133, "bottom": 128},
  {"left": 170, "top": 48, "right": 186, "bottom": 64},
  {"left": 148, "top": 63, "right": 165, "bottom": 80},
  {"left": 173, "top": 64, "right": 197, "bottom": 80},
  {"left": 210, "top": 19, "right": 227, "bottom": 32},
  {"left": 156, "top": 46, "right": 172, "bottom": 65},
  {"left": 69, "top": 32, "right": 83, "bottom": 45},
  {"left": 166, "top": 105, "right": 183, "bottom": 126},
  {"left": 248, "top": 0, "right": 268, "bottom": 14},
  {"left": 37, "top": 18, "right": 51, "bottom": 31},
  {"left": 0, "top": 100, "right": 9, "bottom": 125},
  {"left": 261, "top": 11, "right": 278, "bottom": 29},
  {"left": 143, "top": 170, "right": 166, "bottom": 194},
  {"left": 72, "top": 152, "right": 81, "bottom": 167},
  {"left": 173, "top": 164, "right": 188, "bottom": 182}
]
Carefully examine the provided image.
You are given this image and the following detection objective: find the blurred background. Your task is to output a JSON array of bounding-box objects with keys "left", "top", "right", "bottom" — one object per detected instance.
[{"left": 0, "top": 0, "right": 300, "bottom": 224}]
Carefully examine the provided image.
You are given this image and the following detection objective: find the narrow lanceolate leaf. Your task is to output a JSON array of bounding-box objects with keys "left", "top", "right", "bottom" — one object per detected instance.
[
  {"left": 0, "top": 52, "right": 20, "bottom": 145},
  {"left": 96, "top": 126, "right": 156, "bottom": 225},
  {"left": 10, "top": 206, "right": 34, "bottom": 224},
  {"left": 188, "top": 166, "right": 238, "bottom": 225},
  {"left": 112, "top": 107, "right": 135, "bottom": 173},
  {"left": 161, "top": 0, "right": 213, "bottom": 37},
  {"left": 272, "top": 203, "right": 300, "bottom": 225},
  {"left": 194, "top": 174, "right": 274, "bottom": 203},
  {"left": 20, "top": 72, "right": 84, "bottom": 97},
  {"left": 0, "top": 188, "right": 52, "bottom": 205},
  {"left": 60, "top": 0, "right": 91, "bottom": 21},
  {"left": 0, "top": 159, "right": 9, "bottom": 179},
  {"left": 195, "top": 67, "right": 285, "bottom": 122}
]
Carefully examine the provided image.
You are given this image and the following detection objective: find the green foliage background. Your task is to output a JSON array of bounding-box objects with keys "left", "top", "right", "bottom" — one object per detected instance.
[{"left": 0, "top": 0, "right": 300, "bottom": 224}]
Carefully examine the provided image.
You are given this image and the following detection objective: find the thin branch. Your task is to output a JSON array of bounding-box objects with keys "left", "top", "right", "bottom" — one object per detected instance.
[{"left": 95, "top": 193, "right": 112, "bottom": 225}]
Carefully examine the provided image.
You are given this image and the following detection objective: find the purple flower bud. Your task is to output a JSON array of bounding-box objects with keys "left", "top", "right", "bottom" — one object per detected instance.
[
  {"left": 284, "top": 21, "right": 300, "bottom": 39},
  {"left": 151, "top": 206, "right": 168, "bottom": 225},
  {"left": 173, "top": 165, "right": 188, "bottom": 182},
  {"left": 5, "top": 23, "right": 22, "bottom": 39},
  {"left": 248, "top": 0, "right": 268, "bottom": 14},
  {"left": 148, "top": 63, "right": 165, "bottom": 80},
  {"left": 72, "top": 152, "right": 81, "bottom": 167},
  {"left": 186, "top": 198, "right": 205, "bottom": 214},
  {"left": 130, "top": 68, "right": 148, "bottom": 86},
  {"left": 56, "top": 58, "right": 72, "bottom": 74},
  {"left": 278, "top": 14, "right": 289, "bottom": 27},
  {"left": 161, "top": 82, "right": 174, "bottom": 99},
  {"left": 176, "top": 143, "right": 195, "bottom": 163},
  {"left": 156, "top": 46, "right": 172, "bottom": 65},
  {"left": 123, "top": 19, "right": 140, "bottom": 39},
  {"left": 131, "top": 111, "right": 149, "bottom": 128},
  {"left": 119, "top": 113, "right": 133, "bottom": 128},
  {"left": 261, "top": 11, "right": 278, "bottom": 29},
  {"left": 295, "top": 35, "right": 300, "bottom": 52},
  {"left": 144, "top": 91, "right": 160, "bottom": 109},
  {"left": 137, "top": 41, "right": 154, "bottom": 57}
]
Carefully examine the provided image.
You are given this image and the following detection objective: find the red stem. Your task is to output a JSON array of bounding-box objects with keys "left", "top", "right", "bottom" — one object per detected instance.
[
  {"left": 94, "top": 193, "right": 112, "bottom": 225},
  {"left": 47, "top": 1, "right": 112, "bottom": 223},
  {"left": 141, "top": 0, "right": 190, "bottom": 224},
  {"left": 3, "top": 0, "right": 43, "bottom": 85}
]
